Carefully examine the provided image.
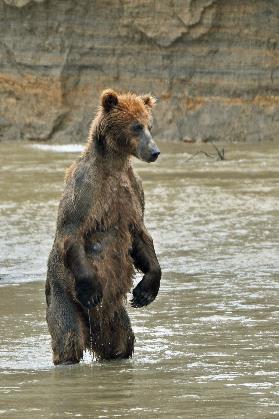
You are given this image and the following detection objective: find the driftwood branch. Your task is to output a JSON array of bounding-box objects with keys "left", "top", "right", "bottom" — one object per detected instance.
[
  {"left": 185, "top": 142, "right": 225, "bottom": 162},
  {"left": 210, "top": 143, "right": 225, "bottom": 160}
]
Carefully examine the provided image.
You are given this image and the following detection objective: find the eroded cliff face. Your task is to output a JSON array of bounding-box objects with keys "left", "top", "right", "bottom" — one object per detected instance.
[{"left": 0, "top": 0, "right": 278, "bottom": 142}]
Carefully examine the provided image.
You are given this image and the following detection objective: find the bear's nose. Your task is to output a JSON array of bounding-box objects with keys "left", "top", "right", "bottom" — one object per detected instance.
[{"left": 151, "top": 150, "right": 160, "bottom": 160}]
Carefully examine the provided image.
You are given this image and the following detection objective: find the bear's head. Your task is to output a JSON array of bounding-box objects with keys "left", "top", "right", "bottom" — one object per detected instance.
[{"left": 95, "top": 89, "right": 160, "bottom": 163}]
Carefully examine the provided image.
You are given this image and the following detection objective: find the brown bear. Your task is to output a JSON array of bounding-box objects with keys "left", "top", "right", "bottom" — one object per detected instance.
[{"left": 45, "top": 89, "right": 161, "bottom": 365}]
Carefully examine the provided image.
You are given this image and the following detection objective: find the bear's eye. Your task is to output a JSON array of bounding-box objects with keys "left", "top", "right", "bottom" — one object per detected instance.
[{"left": 132, "top": 123, "right": 144, "bottom": 133}]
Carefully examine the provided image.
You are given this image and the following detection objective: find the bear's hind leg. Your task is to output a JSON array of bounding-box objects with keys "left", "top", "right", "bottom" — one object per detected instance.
[
  {"left": 46, "top": 283, "right": 88, "bottom": 365},
  {"left": 90, "top": 306, "right": 135, "bottom": 361}
]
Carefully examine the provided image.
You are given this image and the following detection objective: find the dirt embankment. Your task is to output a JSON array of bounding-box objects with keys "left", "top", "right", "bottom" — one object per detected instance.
[{"left": 0, "top": 0, "right": 278, "bottom": 143}]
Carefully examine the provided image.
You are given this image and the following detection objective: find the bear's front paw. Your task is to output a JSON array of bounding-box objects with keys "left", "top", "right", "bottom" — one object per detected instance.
[
  {"left": 131, "top": 272, "right": 160, "bottom": 308},
  {"left": 75, "top": 277, "right": 103, "bottom": 309}
]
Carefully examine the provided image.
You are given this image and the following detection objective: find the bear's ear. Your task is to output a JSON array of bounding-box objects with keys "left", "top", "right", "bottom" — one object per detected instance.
[
  {"left": 101, "top": 89, "right": 119, "bottom": 112},
  {"left": 141, "top": 95, "right": 157, "bottom": 109}
]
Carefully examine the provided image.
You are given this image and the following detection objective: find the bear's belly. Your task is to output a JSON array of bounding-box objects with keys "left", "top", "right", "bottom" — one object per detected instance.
[{"left": 84, "top": 226, "right": 135, "bottom": 307}]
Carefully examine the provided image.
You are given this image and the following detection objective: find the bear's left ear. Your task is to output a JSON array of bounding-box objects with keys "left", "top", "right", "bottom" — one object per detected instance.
[
  {"left": 141, "top": 95, "right": 157, "bottom": 109},
  {"left": 101, "top": 89, "right": 119, "bottom": 112}
]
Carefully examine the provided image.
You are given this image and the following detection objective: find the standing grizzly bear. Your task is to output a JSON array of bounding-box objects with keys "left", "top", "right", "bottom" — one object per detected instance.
[{"left": 45, "top": 89, "right": 161, "bottom": 364}]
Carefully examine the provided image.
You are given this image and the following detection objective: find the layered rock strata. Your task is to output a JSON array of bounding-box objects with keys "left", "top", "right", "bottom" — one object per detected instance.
[{"left": 0, "top": 0, "right": 278, "bottom": 142}]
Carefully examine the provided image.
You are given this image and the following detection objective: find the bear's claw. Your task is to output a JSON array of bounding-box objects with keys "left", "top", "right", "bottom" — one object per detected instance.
[
  {"left": 86, "top": 295, "right": 101, "bottom": 308},
  {"left": 131, "top": 285, "right": 157, "bottom": 308},
  {"left": 75, "top": 277, "right": 103, "bottom": 309}
]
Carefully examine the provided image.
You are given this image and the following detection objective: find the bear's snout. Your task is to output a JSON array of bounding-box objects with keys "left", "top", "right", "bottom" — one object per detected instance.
[{"left": 149, "top": 148, "right": 160, "bottom": 162}]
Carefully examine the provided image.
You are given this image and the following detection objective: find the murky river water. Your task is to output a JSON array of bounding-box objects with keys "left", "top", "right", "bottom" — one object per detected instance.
[{"left": 0, "top": 141, "right": 279, "bottom": 418}]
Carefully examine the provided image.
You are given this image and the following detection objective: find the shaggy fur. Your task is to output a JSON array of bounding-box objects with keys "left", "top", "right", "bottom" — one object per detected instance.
[{"left": 46, "top": 90, "right": 161, "bottom": 364}]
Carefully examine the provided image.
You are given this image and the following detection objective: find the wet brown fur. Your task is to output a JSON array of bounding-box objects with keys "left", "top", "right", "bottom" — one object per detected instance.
[{"left": 46, "top": 90, "right": 161, "bottom": 364}]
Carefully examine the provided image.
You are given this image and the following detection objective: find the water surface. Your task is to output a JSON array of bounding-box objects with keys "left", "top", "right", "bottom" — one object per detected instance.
[{"left": 0, "top": 141, "right": 279, "bottom": 418}]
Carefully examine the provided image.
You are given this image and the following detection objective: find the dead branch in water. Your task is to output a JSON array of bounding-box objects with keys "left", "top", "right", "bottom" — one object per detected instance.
[
  {"left": 211, "top": 143, "right": 225, "bottom": 160},
  {"left": 185, "top": 142, "right": 225, "bottom": 162}
]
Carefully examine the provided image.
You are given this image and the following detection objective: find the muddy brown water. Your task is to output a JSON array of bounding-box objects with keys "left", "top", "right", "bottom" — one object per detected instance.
[{"left": 0, "top": 141, "right": 279, "bottom": 418}]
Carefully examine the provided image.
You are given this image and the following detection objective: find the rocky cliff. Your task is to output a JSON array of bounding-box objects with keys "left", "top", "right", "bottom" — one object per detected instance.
[{"left": 0, "top": 0, "right": 278, "bottom": 143}]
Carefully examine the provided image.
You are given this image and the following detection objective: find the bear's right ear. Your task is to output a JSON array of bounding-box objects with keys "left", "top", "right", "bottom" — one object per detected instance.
[
  {"left": 141, "top": 95, "right": 157, "bottom": 109},
  {"left": 101, "top": 89, "right": 119, "bottom": 112}
]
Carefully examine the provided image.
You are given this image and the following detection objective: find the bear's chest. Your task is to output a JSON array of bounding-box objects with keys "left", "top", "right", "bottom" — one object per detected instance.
[
  {"left": 105, "top": 174, "right": 142, "bottom": 227},
  {"left": 86, "top": 173, "right": 143, "bottom": 233},
  {"left": 84, "top": 174, "right": 142, "bottom": 266}
]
